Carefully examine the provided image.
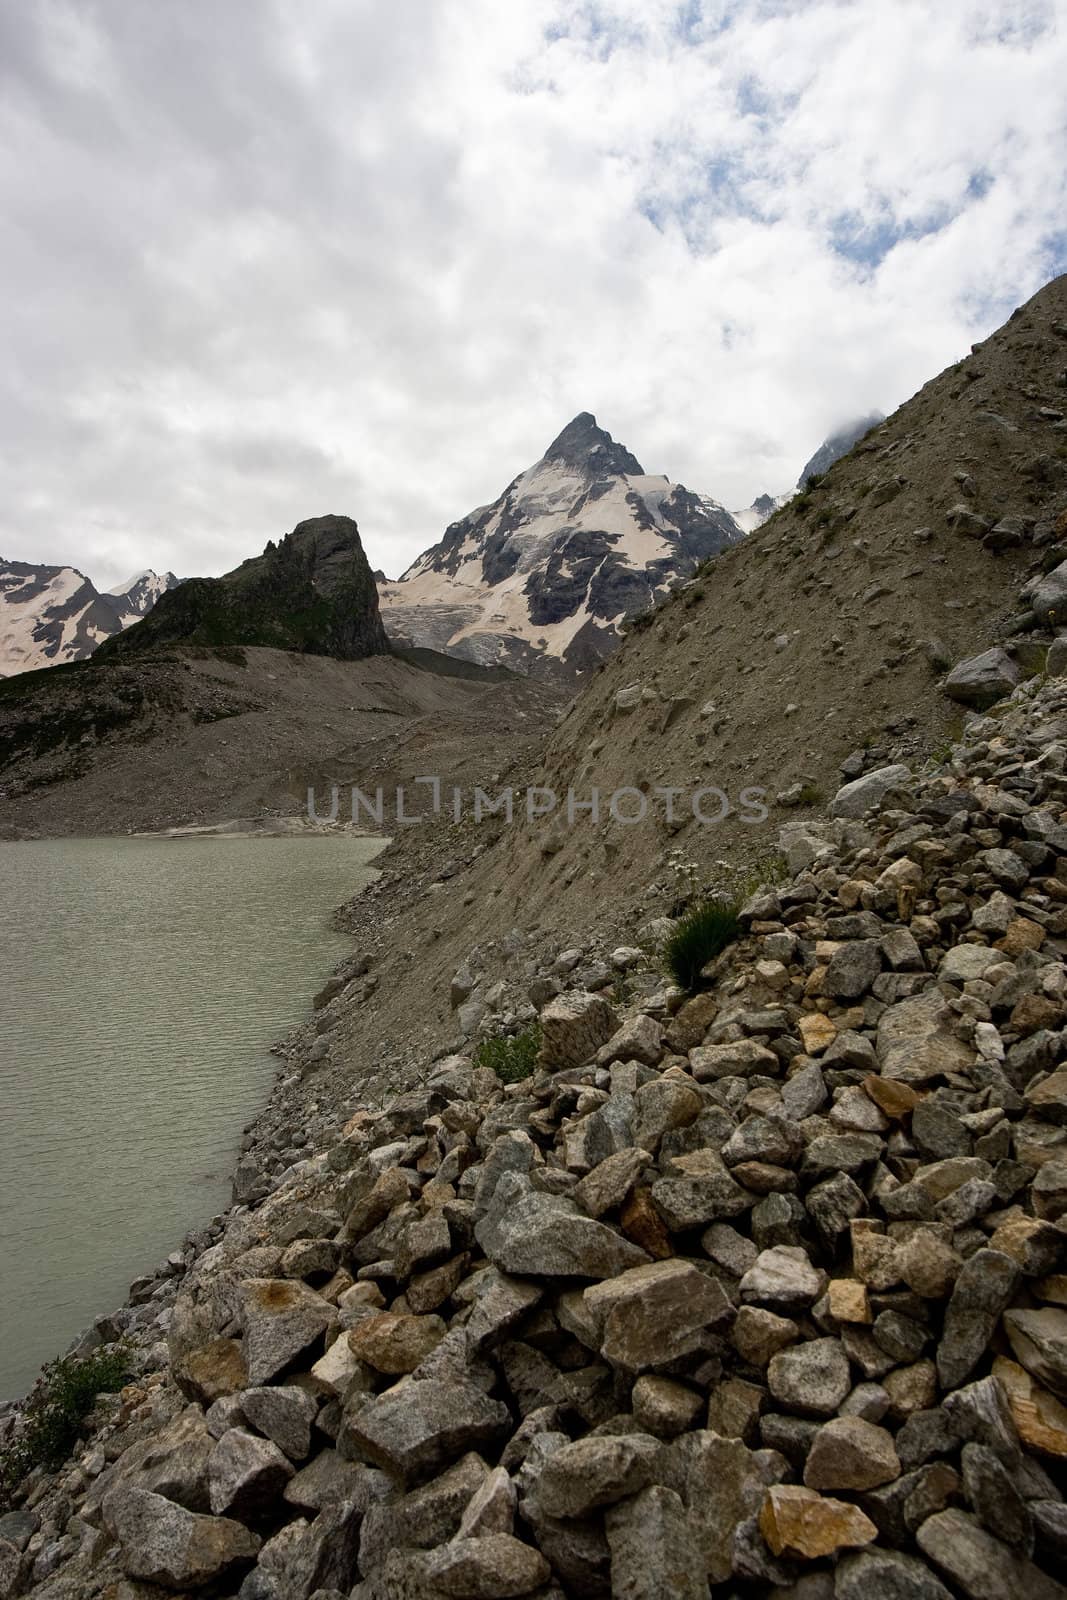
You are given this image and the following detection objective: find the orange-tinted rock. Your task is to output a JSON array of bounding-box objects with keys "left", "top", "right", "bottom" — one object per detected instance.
[
  {"left": 759, "top": 1484, "right": 878, "bottom": 1560},
  {"left": 620, "top": 1187, "right": 674, "bottom": 1259},
  {"left": 994, "top": 1356, "right": 1067, "bottom": 1458}
]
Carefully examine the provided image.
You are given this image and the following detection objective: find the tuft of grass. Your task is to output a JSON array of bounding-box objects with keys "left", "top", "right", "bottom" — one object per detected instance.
[
  {"left": 664, "top": 898, "right": 742, "bottom": 993},
  {"left": 0, "top": 1347, "right": 131, "bottom": 1507},
  {"left": 795, "top": 782, "right": 824, "bottom": 806},
  {"left": 474, "top": 1024, "right": 542, "bottom": 1085},
  {"left": 793, "top": 493, "right": 813, "bottom": 514},
  {"left": 814, "top": 506, "right": 834, "bottom": 527},
  {"left": 804, "top": 471, "right": 826, "bottom": 490}
]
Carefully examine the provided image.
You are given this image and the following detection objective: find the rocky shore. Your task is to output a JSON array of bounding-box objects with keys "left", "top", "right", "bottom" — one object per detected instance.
[{"left": 3, "top": 671, "right": 1067, "bottom": 1600}]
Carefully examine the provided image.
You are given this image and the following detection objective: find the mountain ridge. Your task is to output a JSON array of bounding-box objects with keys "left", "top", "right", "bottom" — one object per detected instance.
[{"left": 0, "top": 562, "right": 180, "bottom": 677}]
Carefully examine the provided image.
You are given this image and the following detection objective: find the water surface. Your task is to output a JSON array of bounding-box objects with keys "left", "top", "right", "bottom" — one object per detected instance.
[{"left": 0, "top": 833, "right": 383, "bottom": 1400}]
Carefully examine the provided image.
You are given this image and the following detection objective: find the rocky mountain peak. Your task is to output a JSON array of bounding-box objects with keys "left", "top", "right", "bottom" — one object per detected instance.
[
  {"left": 542, "top": 412, "right": 644, "bottom": 478},
  {"left": 98, "top": 514, "right": 389, "bottom": 662},
  {"left": 379, "top": 417, "right": 741, "bottom": 676}
]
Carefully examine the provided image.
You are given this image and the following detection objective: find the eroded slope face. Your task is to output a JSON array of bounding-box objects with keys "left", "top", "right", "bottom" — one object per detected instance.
[{"left": 379, "top": 412, "right": 743, "bottom": 675}]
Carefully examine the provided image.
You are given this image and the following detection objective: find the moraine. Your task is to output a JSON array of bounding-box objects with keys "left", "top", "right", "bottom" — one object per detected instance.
[{"left": 0, "top": 831, "right": 384, "bottom": 1400}]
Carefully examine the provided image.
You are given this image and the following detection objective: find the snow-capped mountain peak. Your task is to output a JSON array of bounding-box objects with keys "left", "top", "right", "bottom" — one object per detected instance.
[
  {"left": 380, "top": 414, "right": 743, "bottom": 675},
  {"left": 0, "top": 561, "right": 181, "bottom": 676}
]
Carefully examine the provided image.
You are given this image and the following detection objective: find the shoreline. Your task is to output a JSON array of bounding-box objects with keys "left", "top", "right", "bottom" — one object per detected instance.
[{"left": 0, "top": 831, "right": 389, "bottom": 1413}]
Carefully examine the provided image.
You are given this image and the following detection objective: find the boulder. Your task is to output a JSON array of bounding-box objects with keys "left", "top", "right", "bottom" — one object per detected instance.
[
  {"left": 347, "top": 1312, "right": 447, "bottom": 1375},
  {"left": 767, "top": 1337, "right": 851, "bottom": 1416},
  {"left": 240, "top": 1385, "right": 318, "bottom": 1461},
  {"left": 877, "top": 990, "right": 973, "bottom": 1084},
  {"left": 605, "top": 1485, "right": 708, "bottom": 1600},
  {"left": 538, "top": 1435, "right": 662, "bottom": 1517},
  {"left": 208, "top": 1428, "right": 294, "bottom": 1520},
  {"left": 944, "top": 649, "right": 1021, "bottom": 710},
  {"left": 937, "top": 1250, "right": 1022, "bottom": 1391},
  {"left": 917, "top": 1507, "right": 1066, "bottom": 1600},
  {"left": 341, "top": 1377, "right": 510, "bottom": 1484},
  {"left": 831, "top": 765, "right": 911, "bottom": 820},
  {"left": 582, "top": 1259, "right": 732, "bottom": 1370},
  {"left": 1029, "top": 560, "right": 1067, "bottom": 627},
  {"left": 475, "top": 1172, "right": 650, "bottom": 1279},
  {"left": 101, "top": 1485, "right": 260, "bottom": 1589},
  {"left": 239, "top": 1279, "right": 334, "bottom": 1386},
  {"left": 539, "top": 991, "right": 618, "bottom": 1069},
  {"left": 803, "top": 1416, "right": 901, "bottom": 1490},
  {"left": 759, "top": 1484, "right": 878, "bottom": 1560},
  {"left": 421, "top": 1533, "right": 551, "bottom": 1597}
]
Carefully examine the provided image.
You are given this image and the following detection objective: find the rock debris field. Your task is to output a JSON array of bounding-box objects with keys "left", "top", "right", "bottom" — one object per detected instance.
[{"left": 3, "top": 674, "right": 1067, "bottom": 1600}]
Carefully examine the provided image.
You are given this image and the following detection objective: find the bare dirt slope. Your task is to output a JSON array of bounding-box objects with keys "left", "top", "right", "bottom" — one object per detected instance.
[{"left": 0, "top": 646, "right": 554, "bottom": 839}]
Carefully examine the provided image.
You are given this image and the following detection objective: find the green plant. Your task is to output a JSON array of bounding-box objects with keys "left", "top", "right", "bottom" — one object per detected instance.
[
  {"left": 795, "top": 783, "right": 823, "bottom": 806},
  {"left": 804, "top": 471, "right": 825, "bottom": 490},
  {"left": 737, "top": 852, "right": 789, "bottom": 899},
  {"left": 814, "top": 507, "right": 833, "bottom": 528},
  {"left": 664, "top": 898, "right": 741, "bottom": 992},
  {"left": 794, "top": 493, "right": 813, "bottom": 514},
  {"left": 474, "top": 1024, "right": 542, "bottom": 1084},
  {"left": 0, "top": 1346, "right": 131, "bottom": 1506}
]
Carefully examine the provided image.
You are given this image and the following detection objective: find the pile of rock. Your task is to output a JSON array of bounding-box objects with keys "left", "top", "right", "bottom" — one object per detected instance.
[{"left": 4, "top": 678, "right": 1067, "bottom": 1600}]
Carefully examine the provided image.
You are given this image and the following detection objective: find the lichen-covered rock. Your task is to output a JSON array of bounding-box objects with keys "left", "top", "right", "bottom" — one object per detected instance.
[
  {"left": 475, "top": 1171, "right": 650, "bottom": 1278},
  {"left": 537, "top": 1435, "right": 662, "bottom": 1517},
  {"left": 102, "top": 1485, "right": 261, "bottom": 1588},
  {"left": 582, "top": 1259, "right": 732, "bottom": 1371},
  {"left": 239, "top": 1279, "right": 335, "bottom": 1386},
  {"left": 341, "top": 1377, "right": 510, "bottom": 1484}
]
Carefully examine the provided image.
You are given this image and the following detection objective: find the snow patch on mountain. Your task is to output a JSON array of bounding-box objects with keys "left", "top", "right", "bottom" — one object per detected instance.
[
  {"left": 379, "top": 413, "right": 743, "bottom": 675},
  {"left": 0, "top": 561, "right": 180, "bottom": 676}
]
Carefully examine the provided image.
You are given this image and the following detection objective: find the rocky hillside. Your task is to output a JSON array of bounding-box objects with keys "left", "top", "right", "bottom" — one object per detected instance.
[
  {"left": 0, "top": 562, "right": 180, "bottom": 677},
  {"left": 423, "top": 273, "right": 1067, "bottom": 943},
  {"left": 733, "top": 413, "right": 887, "bottom": 533},
  {"left": 797, "top": 414, "right": 888, "bottom": 491},
  {"left": 3, "top": 668, "right": 1066, "bottom": 1599},
  {"left": 97, "top": 517, "right": 388, "bottom": 663},
  {"left": 378, "top": 414, "right": 743, "bottom": 677}
]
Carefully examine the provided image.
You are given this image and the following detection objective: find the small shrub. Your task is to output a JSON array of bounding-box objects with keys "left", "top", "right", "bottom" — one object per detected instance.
[
  {"left": 814, "top": 507, "right": 833, "bottom": 528},
  {"left": 474, "top": 1024, "right": 542, "bottom": 1084},
  {"left": 737, "top": 852, "right": 789, "bottom": 900},
  {"left": 804, "top": 471, "right": 825, "bottom": 490},
  {"left": 684, "top": 584, "right": 705, "bottom": 608},
  {"left": 0, "top": 1347, "right": 131, "bottom": 1506},
  {"left": 794, "top": 493, "right": 813, "bottom": 514},
  {"left": 623, "top": 610, "right": 654, "bottom": 634},
  {"left": 664, "top": 899, "right": 741, "bottom": 992},
  {"left": 795, "top": 783, "right": 823, "bottom": 806}
]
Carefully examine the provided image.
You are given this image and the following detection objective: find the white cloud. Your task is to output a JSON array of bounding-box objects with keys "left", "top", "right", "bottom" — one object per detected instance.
[{"left": 0, "top": 0, "right": 1064, "bottom": 586}]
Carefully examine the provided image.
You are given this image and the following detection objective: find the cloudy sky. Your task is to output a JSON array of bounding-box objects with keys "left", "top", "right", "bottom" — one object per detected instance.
[{"left": 2, "top": 0, "right": 1065, "bottom": 589}]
